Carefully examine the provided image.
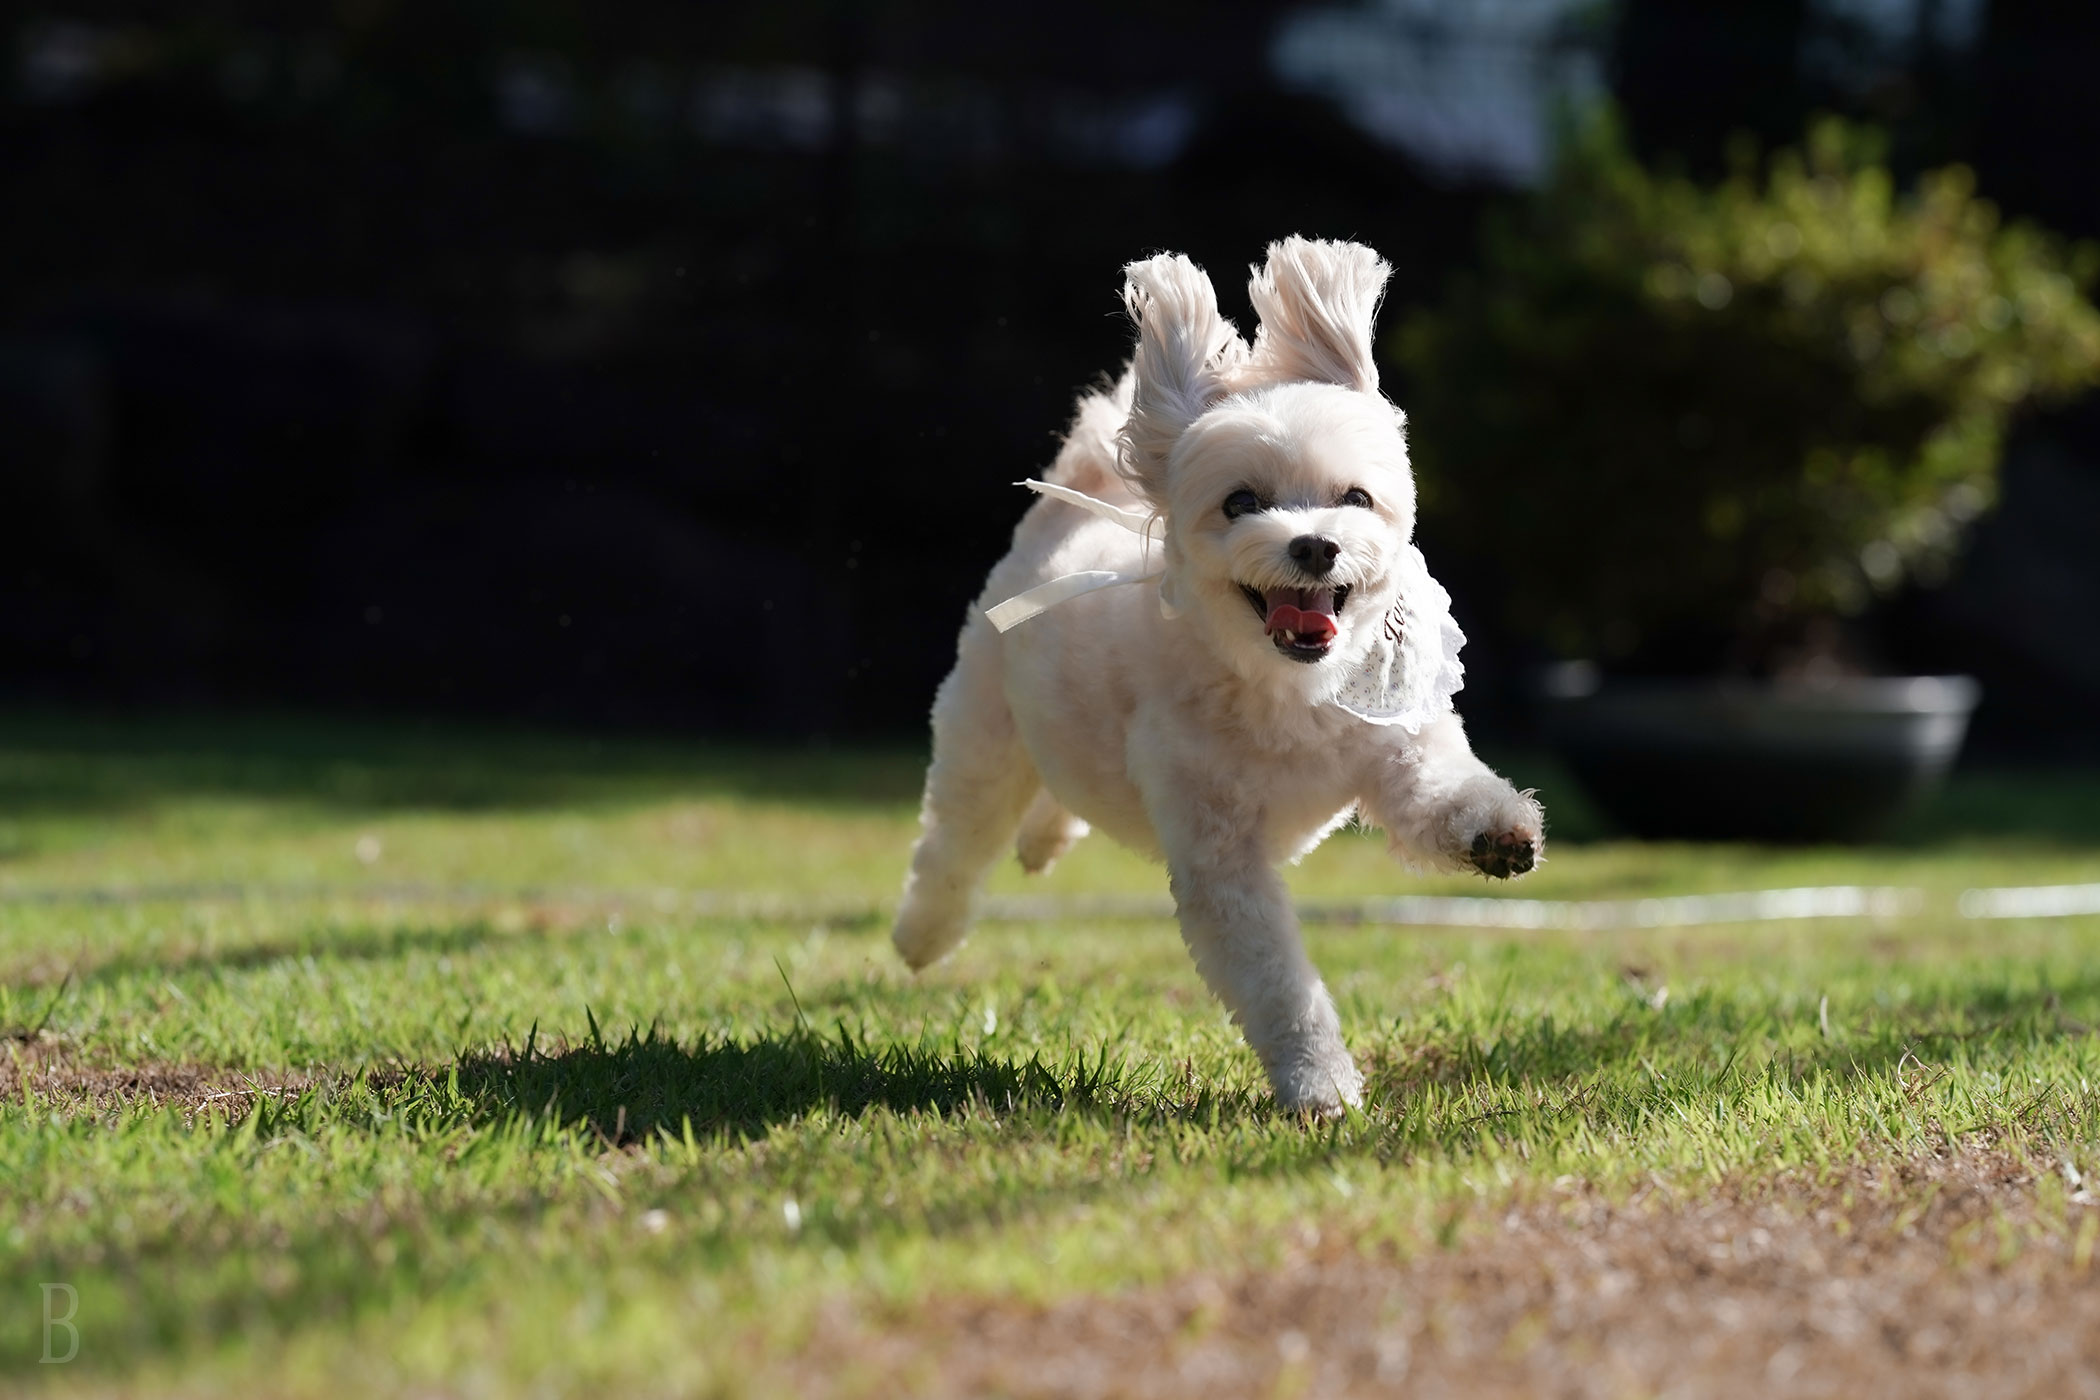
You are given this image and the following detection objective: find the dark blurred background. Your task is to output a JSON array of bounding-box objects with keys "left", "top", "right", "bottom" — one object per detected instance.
[{"left": 4, "top": 0, "right": 2097, "bottom": 752}]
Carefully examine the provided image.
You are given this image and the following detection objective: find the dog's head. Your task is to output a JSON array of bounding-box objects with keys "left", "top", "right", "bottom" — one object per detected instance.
[{"left": 1117, "top": 238, "right": 1417, "bottom": 700}]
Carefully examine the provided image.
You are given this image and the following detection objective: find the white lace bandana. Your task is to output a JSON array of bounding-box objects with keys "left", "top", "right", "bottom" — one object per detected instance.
[
  {"left": 1326, "top": 543, "right": 1468, "bottom": 731},
  {"left": 984, "top": 480, "right": 1464, "bottom": 734}
]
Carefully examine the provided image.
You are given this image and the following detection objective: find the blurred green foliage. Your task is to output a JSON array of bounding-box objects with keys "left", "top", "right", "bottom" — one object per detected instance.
[{"left": 1397, "top": 116, "right": 2100, "bottom": 666}]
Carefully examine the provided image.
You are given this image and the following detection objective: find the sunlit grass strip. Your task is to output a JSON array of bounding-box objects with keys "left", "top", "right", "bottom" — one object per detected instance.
[{"left": 16, "top": 880, "right": 2100, "bottom": 930}]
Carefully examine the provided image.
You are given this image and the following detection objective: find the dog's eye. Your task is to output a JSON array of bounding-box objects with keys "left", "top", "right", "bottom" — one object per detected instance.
[
  {"left": 1222, "top": 489, "right": 1264, "bottom": 521},
  {"left": 1339, "top": 487, "right": 1375, "bottom": 510}
]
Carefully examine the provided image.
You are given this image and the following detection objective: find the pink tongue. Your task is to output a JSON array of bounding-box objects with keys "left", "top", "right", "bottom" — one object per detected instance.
[{"left": 1264, "top": 588, "right": 1338, "bottom": 641}]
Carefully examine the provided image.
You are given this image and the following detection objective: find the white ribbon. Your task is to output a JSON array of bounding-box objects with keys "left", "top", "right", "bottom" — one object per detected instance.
[
  {"left": 983, "top": 481, "right": 1164, "bottom": 633},
  {"left": 983, "top": 481, "right": 1464, "bottom": 733},
  {"left": 1016, "top": 479, "right": 1156, "bottom": 534}
]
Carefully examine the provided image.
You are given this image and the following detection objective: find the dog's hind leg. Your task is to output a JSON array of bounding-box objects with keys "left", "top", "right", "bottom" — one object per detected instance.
[
  {"left": 893, "top": 632, "right": 1038, "bottom": 969},
  {"left": 1015, "top": 789, "right": 1089, "bottom": 875}
]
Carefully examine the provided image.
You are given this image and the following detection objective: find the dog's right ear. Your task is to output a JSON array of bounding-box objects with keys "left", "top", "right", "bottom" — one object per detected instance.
[{"left": 1117, "top": 253, "right": 1241, "bottom": 506}]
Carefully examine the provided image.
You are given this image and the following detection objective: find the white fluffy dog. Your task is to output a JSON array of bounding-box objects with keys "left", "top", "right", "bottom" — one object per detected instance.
[{"left": 893, "top": 237, "right": 1544, "bottom": 1115}]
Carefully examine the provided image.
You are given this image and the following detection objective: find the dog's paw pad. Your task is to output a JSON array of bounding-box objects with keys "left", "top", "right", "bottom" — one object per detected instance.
[{"left": 1469, "top": 829, "right": 1538, "bottom": 879}]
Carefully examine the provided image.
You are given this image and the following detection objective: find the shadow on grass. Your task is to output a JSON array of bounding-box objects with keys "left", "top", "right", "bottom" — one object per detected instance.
[
  {"left": 1493, "top": 746, "right": 2100, "bottom": 849},
  {"left": 1878, "top": 768, "right": 2100, "bottom": 846},
  {"left": 447, "top": 971, "right": 2100, "bottom": 1153},
  {"left": 449, "top": 1020, "right": 1166, "bottom": 1144},
  {"left": 9, "top": 919, "right": 521, "bottom": 993},
  {"left": 0, "top": 708, "right": 926, "bottom": 818},
  {"left": 1478, "top": 751, "right": 2100, "bottom": 847}
]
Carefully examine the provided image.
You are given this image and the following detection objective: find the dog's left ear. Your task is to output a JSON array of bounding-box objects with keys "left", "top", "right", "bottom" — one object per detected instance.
[
  {"left": 1246, "top": 236, "right": 1392, "bottom": 394},
  {"left": 1118, "top": 253, "right": 1243, "bottom": 506}
]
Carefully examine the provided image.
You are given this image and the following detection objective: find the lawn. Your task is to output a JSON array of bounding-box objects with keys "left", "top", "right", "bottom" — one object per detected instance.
[{"left": 2, "top": 712, "right": 2098, "bottom": 1397}]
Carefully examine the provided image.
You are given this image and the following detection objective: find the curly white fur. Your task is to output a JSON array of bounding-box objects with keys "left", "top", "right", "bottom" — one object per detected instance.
[{"left": 895, "top": 237, "right": 1545, "bottom": 1116}]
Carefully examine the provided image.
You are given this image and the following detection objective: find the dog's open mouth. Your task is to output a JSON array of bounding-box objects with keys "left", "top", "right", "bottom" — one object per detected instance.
[{"left": 1242, "top": 584, "right": 1351, "bottom": 663}]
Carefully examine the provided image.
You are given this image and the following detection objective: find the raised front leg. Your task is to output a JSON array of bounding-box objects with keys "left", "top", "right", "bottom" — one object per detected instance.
[
  {"left": 1361, "top": 710, "right": 1545, "bottom": 878},
  {"left": 1142, "top": 773, "right": 1364, "bottom": 1115}
]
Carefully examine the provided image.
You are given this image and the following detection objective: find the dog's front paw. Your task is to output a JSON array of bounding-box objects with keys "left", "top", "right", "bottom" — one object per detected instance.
[
  {"left": 1468, "top": 827, "right": 1538, "bottom": 879},
  {"left": 1447, "top": 779, "right": 1544, "bottom": 880}
]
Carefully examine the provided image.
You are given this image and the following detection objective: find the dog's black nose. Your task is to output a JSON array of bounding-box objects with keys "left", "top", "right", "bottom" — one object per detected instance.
[{"left": 1288, "top": 534, "right": 1341, "bottom": 576}]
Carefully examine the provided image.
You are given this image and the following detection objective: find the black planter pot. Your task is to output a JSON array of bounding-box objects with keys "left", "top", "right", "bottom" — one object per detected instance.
[{"left": 1536, "top": 664, "right": 1980, "bottom": 842}]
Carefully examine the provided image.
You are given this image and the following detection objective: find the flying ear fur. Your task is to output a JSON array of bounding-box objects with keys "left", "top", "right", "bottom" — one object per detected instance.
[
  {"left": 1246, "top": 236, "right": 1392, "bottom": 393},
  {"left": 1116, "top": 253, "right": 1244, "bottom": 506}
]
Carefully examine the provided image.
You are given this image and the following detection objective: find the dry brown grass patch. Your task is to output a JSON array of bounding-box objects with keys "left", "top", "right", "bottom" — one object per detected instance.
[
  {"left": 2, "top": 1036, "right": 312, "bottom": 1115},
  {"left": 793, "top": 1148, "right": 2100, "bottom": 1399}
]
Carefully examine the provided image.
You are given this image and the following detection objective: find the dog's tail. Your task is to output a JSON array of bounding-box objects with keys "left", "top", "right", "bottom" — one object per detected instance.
[{"left": 1039, "top": 367, "right": 1138, "bottom": 501}]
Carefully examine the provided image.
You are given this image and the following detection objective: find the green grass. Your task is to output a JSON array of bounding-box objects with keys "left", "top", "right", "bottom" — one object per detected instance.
[{"left": 2, "top": 712, "right": 2097, "bottom": 1397}]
